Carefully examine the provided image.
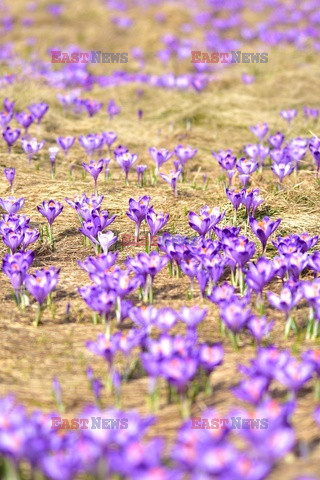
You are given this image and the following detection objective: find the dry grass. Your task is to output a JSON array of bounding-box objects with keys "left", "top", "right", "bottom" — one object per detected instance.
[{"left": 1, "top": 0, "right": 320, "bottom": 478}]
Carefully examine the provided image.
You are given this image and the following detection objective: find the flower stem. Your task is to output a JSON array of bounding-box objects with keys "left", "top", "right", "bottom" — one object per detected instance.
[{"left": 33, "top": 303, "right": 43, "bottom": 327}]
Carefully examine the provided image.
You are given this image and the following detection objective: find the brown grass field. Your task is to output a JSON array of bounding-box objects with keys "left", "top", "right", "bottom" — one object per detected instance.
[{"left": 1, "top": 0, "right": 320, "bottom": 478}]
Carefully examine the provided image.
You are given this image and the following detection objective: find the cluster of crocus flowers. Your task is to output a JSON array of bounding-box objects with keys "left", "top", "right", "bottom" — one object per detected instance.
[
  {"left": 0, "top": 395, "right": 171, "bottom": 479},
  {"left": 65, "top": 193, "right": 116, "bottom": 254},
  {"left": 86, "top": 303, "right": 223, "bottom": 415},
  {"left": 126, "top": 196, "right": 169, "bottom": 250},
  {"left": 0, "top": 197, "right": 39, "bottom": 254},
  {"left": 226, "top": 187, "right": 264, "bottom": 223},
  {"left": 126, "top": 251, "right": 169, "bottom": 303},
  {"left": 78, "top": 251, "right": 141, "bottom": 334}
]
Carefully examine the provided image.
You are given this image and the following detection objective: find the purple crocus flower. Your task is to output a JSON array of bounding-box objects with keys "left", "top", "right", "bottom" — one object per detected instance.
[
  {"left": 78, "top": 252, "right": 118, "bottom": 274},
  {"left": 79, "top": 133, "right": 104, "bottom": 156},
  {"left": 250, "top": 122, "right": 269, "bottom": 142},
  {"left": 249, "top": 216, "right": 281, "bottom": 253},
  {"left": 241, "top": 189, "right": 264, "bottom": 217},
  {"left": 208, "top": 282, "right": 235, "bottom": 305},
  {"left": 107, "top": 99, "right": 121, "bottom": 119},
  {"left": 2, "top": 126, "right": 20, "bottom": 153},
  {"left": 86, "top": 332, "right": 118, "bottom": 364},
  {"left": 126, "top": 196, "right": 151, "bottom": 241},
  {"left": 2, "top": 229, "right": 25, "bottom": 253},
  {"left": 126, "top": 251, "right": 168, "bottom": 302},
  {"left": 226, "top": 188, "right": 244, "bottom": 213},
  {"left": 79, "top": 211, "right": 116, "bottom": 248},
  {"left": 27, "top": 102, "right": 49, "bottom": 124},
  {"left": 246, "top": 346, "right": 291, "bottom": 380},
  {"left": 149, "top": 147, "right": 173, "bottom": 174},
  {"left": 242, "top": 73, "right": 255, "bottom": 84},
  {"left": 179, "top": 306, "right": 207, "bottom": 329},
  {"left": 287, "top": 252, "right": 309, "bottom": 280},
  {"left": 248, "top": 316, "right": 274, "bottom": 343},
  {"left": 0, "top": 215, "right": 28, "bottom": 236},
  {"left": 129, "top": 306, "right": 157, "bottom": 331},
  {"left": 275, "top": 359, "right": 314, "bottom": 395},
  {"left": 82, "top": 159, "right": 104, "bottom": 193},
  {"left": 21, "top": 137, "right": 45, "bottom": 164},
  {"left": 25, "top": 267, "right": 60, "bottom": 319},
  {"left": 236, "top": 157, "right": 258, "bottom": 187},
  {"left": 267, "top": 285, "right": 302, "bottom": 323},
  {"left": 268, "top": 132, "right": 284, "bottom": 149},
  {"left": 2, "top": 250, "right": 34, "bottom": 292},
  {"left": 84, "top": 99, "right": 103, "bottom": 117},
  {"left": 79, "top": 286, "right": 116, "bottom": 320},
  {"left": 232, "top": 375, "right": 269, "bottom": 405},
  {"left": 160, "top": 170, "right": 181, "bottom": 196},
  {"left": 226, "top": 236, "right": 256, "bottom": 269},
  {"left": 115, "top": 151, "right": 138, "bottom": 184},
  {"left": 154, "top": 307, "right": 178, "bottom": 332},
  {"left": 161, "top": 355, "right": 198, "bottom": 393},
  {"left": 48, "top": 146, "right": 59, "bottom": 175},
  {"left": 271, "top": 161, "right": 295, "bottom": 185},
  {"left": 236, "top": 157, "right": 258, "bottom": 175},
  {"left": 270, "top": 148, "right": 286, "bottom": 164},
  {"left": 245, "top": 257, "right": 275, "bottom": 294},
  {"left": 47, "top": 4, "right": 64, "bottom": 16},
  {"left": 0, "top": 196, "right": 24, "bottom": 215},
  {"left": 0, "top": 110, "right": 13, "bottom": 131},
  {"left": 52, "top": 377, "right": 63, "bottom": 411},
  {"left": 3, "top": 98, "right": 14, "bottom": 112},
  {"left": 303, "top": 106, "right": 319, "bottom": 120},
  {"left": 136, "top": 165, "right": 147, "bottom": 187},
  {"left": 57, "top": 136, "right": 75, "bottom": 156},
  {"left": 3, "top": 167, "right": 15, "bottom": 193},
  {"left": 37, "top": 200, "right": 63, "bottom": 226},
  {"left": 97, "top": 231, "right": 117, "bottom": 253},
  {"left": 309, "top": 138, "right": 320, "bottom": 178},
  {"left": 174, "top": 145, "right": 197, "bottom": 169},
  {"left": 213, "top": 151, "right": 237, "bottom": 186},
  {"left": 103, "top": 131, "right": 117, "bottom": 150},
  {"left": 114, "top": 144, "right": 128, "bottom": 156},
  {"left": 15, "top": 111, "right": 34, "bottom": 134},
  {"left": 214, "top": 225, "right": 241, "bottom": 241},
  {"left": 188, "top": 206, "right": 224, "bottom": 237},
  {"left": 198, "top": 343, "right": 224, "bottom": 372},
  {"left": 280, "top": 109, "right": 297, "bottom": 124},
  {"left": 220, "top": 299, "right": 253, "bottom": 333},
  {"left": 146, "top": 208, "right": 169, "bottom": 238},
  {"left": 126, "top": 251, "right": 169, "bottom": 281},
  {"left": 22, "top": 227, "right": 40, "bottom": 249},
  {"left": 244, "top": 144, "right": 259, "bottom": 159}
]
